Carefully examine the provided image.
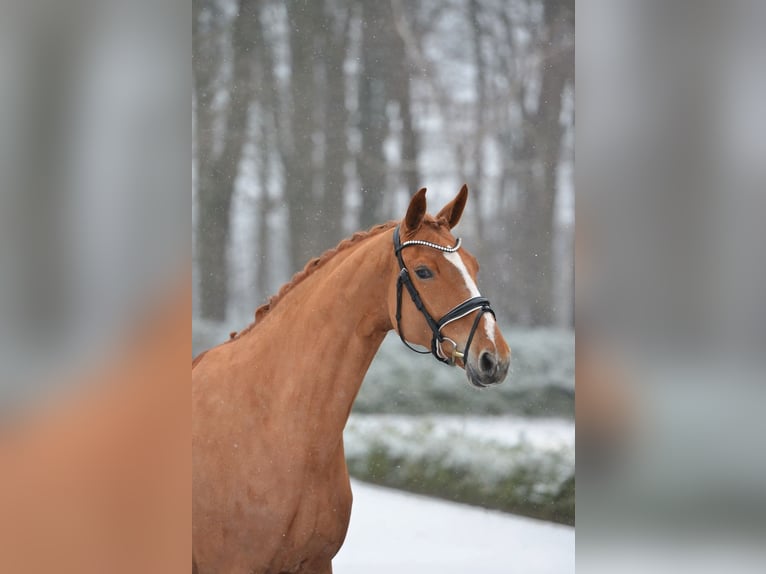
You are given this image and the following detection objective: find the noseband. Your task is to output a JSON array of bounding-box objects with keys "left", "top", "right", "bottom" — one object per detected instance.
[{"left": 393, "top": 224, "right": 496, "bottom": 365}]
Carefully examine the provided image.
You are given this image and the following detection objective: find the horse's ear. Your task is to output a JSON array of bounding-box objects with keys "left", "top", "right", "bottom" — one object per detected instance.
[
  {"left": 436, "top": 184, "right": 468, "bottom": 229},
  {"left": 404, "top": 187, "right": 428, "bottom": 232}
]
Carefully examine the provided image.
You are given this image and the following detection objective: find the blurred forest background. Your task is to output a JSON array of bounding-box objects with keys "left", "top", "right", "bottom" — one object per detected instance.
[
  {"left": 192, "top": 0, "right": 574, "bottom": 331},
  {"left": 193, "top": 0, "right": 575, "bottom": 525}
]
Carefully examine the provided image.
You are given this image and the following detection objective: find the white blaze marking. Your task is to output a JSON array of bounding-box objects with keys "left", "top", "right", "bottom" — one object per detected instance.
[
  {"left": 483, "top": 312, "right": 497, "bottom": 345},
  {"left": 443, "top": 252, "right": 496, "bottom": 345}
]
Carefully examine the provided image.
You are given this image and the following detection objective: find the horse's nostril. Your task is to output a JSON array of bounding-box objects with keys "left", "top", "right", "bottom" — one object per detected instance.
[{"left": 479, "top": 351, "right": 496, "bottom": 373}]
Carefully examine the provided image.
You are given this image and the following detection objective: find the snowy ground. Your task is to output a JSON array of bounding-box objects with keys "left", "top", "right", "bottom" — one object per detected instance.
[
  {"left": 346, "top": 414, "right": 574, "bottom": 451},
  {"left": 334, "top": 480, "right": 575, "bottom": 574}
]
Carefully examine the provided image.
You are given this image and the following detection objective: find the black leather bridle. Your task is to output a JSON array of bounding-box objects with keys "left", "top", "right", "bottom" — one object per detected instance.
[{"left": 393, "top": 224, "right": 495, "bottom": 365}]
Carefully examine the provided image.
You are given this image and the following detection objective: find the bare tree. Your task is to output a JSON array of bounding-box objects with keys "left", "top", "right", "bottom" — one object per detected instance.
[
  {"left": 194, "top": 0, "right": 260, "bottom": 321},
  {"left": 356, "top": 0, "right": 390, "bottom": 229},
  {"left": 388, "top": 1, "right": 420, "bottom": 197},
  {"left": 279, "top": 1, "right": 325, "bottom": 271},
  {"left": 501, "top": 0, "right": 574, "bottom": 326},
  {"left": 192, "top": 0, "right": 575, "bottom": 329},
  {"left": 251, "top": 1, "right": 282, "bottom": 302},
  {"left": 468, "top": 0, "right": 488, "bottom": 245},
  {"left": 318, "top": 1, "right": 352, "bottom": 249}
]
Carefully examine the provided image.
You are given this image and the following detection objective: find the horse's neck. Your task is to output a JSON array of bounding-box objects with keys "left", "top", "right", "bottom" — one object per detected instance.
[{"left": 247, "top": 231, "right": 394, "bottom": 446}]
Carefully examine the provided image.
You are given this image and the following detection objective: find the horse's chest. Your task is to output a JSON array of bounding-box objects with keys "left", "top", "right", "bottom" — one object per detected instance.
[
  {"left": 271, "top": 476, "right": 352, "bottom": 570},
  {"left": 293, "top": 475, "right": 352, "bottom": 542}
]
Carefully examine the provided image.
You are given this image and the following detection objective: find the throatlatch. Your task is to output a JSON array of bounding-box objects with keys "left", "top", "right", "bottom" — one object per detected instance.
[{"left": 393, "top": 224, "right": 495, "bottom": 365}]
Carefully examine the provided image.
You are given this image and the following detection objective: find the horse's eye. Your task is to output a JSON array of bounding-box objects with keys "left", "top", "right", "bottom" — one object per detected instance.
[{"left": 415, "top": 266, "right": 433, "bottom": 279}]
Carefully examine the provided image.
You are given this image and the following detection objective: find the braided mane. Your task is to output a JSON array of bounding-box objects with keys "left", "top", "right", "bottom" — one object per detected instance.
[{"left": 230, "top": 221, "right": 399, "bottom": 340}]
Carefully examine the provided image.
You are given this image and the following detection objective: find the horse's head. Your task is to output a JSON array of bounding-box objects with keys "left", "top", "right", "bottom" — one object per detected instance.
[{"left": 388, "top": 186, "right": 510, "bottom": 387}]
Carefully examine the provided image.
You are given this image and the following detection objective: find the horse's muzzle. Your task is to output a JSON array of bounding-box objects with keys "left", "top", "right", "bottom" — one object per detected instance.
[{"left": 466, "top": 351, "right": 509, "bottom": 388}]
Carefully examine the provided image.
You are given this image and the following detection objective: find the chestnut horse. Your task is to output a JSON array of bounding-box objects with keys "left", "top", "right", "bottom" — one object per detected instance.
[{"left": 192, "top": 186, "right": 511, "bottom": 574}]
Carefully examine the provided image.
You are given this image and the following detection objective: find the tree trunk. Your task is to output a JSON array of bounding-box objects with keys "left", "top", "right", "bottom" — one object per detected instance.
[
  {"left": 284, "top": 0, "right": 322, "bottom": 271},
  {"left": 319, "top": 2, "right": 351, "bottom": 250},
  {"left": 255, "top": 104, "right": 272, "bottom": 304},
  {"left": 194, "top": 0, "right": 225, "bottom": 321},
  {"left": 511, "top": 0, "right": 573, "bottom": 326},
  {"left": 250, "top": 1, "right": 281, "bottom": 303},
  {"left": 469, "top": 0, "right": 486, "bottom": 244},
  {"left": 194, "top": 0, "right": 259, "bottom": 321},
  {"left": 357, "top": 0, "right": 389, "bottom": 230},
  {"left": 197, "top": 169, "right": 233, "bottom": 320},
  {"left": 399, "top": 85, "right": 419, "bottom": 195},
  {"left": 389, "top": 2, "right": 419, "bottom": 196}
]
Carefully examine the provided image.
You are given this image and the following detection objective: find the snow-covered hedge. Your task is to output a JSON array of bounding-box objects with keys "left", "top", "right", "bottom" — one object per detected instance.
[
  {"left": 344, "top": 414, "right": 575, "bottom": 525},
  {"left": 354, "top": 330, "right": 574, "bottom": 417}
]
